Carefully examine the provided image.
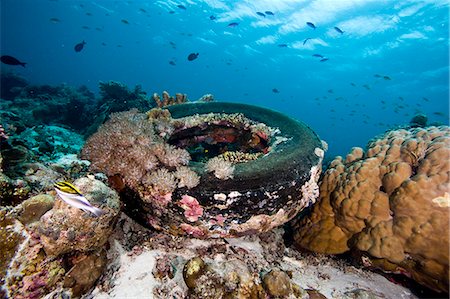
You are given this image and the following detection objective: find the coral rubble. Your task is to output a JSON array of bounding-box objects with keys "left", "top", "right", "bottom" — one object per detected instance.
[
  {"left": 90, "top": 218, "right": 415, "bottom": 299},
  {"left": 293, "top": 126, "right": 450, "bottom": 293}
]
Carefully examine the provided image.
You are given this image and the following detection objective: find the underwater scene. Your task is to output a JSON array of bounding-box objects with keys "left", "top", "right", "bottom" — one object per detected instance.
[{"left": 0, "top": 0, "right": 449, "bottom": 298}]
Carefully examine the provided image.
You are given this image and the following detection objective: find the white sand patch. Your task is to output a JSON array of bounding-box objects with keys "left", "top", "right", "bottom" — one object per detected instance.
[
  {"left": 283, "top": 255, "right": 415, "bottom": 299},
  {"left": 92, "top": 241, "right": 161, "bottom": 298}
]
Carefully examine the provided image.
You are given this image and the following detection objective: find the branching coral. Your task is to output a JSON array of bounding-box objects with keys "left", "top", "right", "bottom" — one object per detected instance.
[
  {"left": 152, "top": 91, "right": 188, "bottom": 108},
  {"left": 293, "top": 126, "right": 450, "bottom": 293}
]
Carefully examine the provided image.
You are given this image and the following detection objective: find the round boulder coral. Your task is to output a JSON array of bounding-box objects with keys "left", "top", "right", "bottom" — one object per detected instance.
[
  {"left": 293, "top": 126, "right": 450, "bottom": 293},
  {"left": 38, "top": 176, "right": 120, "bottom": 257}
]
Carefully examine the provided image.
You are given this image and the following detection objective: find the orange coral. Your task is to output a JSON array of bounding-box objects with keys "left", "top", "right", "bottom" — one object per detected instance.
[
  {"left": 293, "top": 126, "right": 450, "bottom": 293},
  {"left": 152, "top": 91, "right": 188, "bottom": 108}
]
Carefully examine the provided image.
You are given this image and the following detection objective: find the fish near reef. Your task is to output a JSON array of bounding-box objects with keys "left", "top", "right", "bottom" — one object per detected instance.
[
  {"left": 334, "top": 26, "right": 344, "bottom": 34},
  {"left": 54, "top": 181, "right": 104, "bottom": 217},
  {"left": 272, "top": 88, "right": 280, "bottom": 93},
  {"left": 74, "top": 40, "right": 86, "bottom": 52},
  {"left": 278, "top": 44, "right": 288, "bottom": 48},
  {"left": 187, "top": 53, "right": 199, "bottom": 61},
  {"left": 303, "top": 37, "right": 312, "bottom": 45},
  {"left": 228, "top": 22, "right": 239, "bottom": 27},
  {"left": 265, "top": 11, "right": 274, "bottom": 16},
  {"left": 1, "top": 55, "right": 26, "bottom": 67},
  {"left": 306, "top": 22, "right": 316, "bottom": 29},
  {"left": 256, "top": 12, "right": 265, "bottom": 17},
  {"left": 177, "top": 4, "right": 186, "bottom": 10}
]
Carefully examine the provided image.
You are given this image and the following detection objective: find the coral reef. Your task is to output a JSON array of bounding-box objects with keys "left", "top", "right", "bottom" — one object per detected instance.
[
  {"left": 0, "top": 124, "right": 89, "bottom": 205},
  {"left": 152, "top": 91, "right": 188, "bottom": 108},
  {"left": 0, "top": 81, "right": 97, "bottom": 133},
  {"left": 63, "top": 249, "right": 108, "bottom": 297},
  {"left": 16, "top": 194, "right": 54, "bottom": 225},
  {"left": 0, "top": 72, "right": 28, "bottom": 101},
  {"left": 409, "top": 113, "right": 428, "bottom": 128},
  {"left": 205, "top": 156, "right": 235, "bottom": 180},
  {"left": 99, "top": 80, "right": 151, "bottom": 113},
  {"left": 293, "top": 126, "right": 450, "bottom": 293},
  {"left": 83, "top": 102, "right": 323, "bottom": 238},
  {"left": 2, "top": 175, "right": 120, "bottom": 298},
  {"left": 90, "top": 219, "right": 415, "bottom": 299}
]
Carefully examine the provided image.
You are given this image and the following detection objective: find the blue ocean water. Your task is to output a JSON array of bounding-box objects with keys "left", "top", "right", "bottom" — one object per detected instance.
[{"left": 1, "top": 0, "right": 448, "bottom": 157}]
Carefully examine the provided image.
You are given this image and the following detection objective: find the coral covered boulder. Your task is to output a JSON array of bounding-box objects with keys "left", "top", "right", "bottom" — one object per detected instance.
[
  {"left": 38, "top": 176, "right": 120, "bottom": 257},
  {"left": 82, "top": 102, "right": 324, "bottom": 238},
  {"left": 293, "top": 126, "right": 450, "bottom": 293}
]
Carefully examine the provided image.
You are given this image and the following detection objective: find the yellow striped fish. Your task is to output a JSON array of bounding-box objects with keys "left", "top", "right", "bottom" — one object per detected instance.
[{"left": 54, "top": 181, "right": 104, "bottom": 217}]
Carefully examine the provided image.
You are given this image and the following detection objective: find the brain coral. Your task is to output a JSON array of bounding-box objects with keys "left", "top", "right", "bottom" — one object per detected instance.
[{"left": 293, "top": 126, "right": 449, "bottom": 293}]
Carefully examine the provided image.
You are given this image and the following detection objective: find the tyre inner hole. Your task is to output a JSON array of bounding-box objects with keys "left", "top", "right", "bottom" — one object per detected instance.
[{"left": 167, "top": 123, "right": 270, "bottom": 162}]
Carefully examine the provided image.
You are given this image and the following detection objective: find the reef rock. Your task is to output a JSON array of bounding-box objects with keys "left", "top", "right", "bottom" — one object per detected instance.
[
  {"left": 16, "top": 194, "right": 54, "bottom": 225},
  {"left": 63, "top": 249, "right": 107, "bottom": 297},
  {"left": 38, "top": 176, "right": 120, "bottom": 257},
  {"left": 293, "top": 126, "right": 450, "bottom": 293}
]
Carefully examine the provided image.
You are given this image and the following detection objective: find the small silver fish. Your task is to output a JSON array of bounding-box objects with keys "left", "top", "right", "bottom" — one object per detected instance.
[{"left": 54, "top": 181, "right": 104, "bottom": 217}]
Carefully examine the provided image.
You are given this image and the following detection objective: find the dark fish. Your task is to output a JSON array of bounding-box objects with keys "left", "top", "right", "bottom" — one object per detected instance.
[
  {"left": 177, "top": 4, "right": 186, "bottom": 10},
  {"left": 278, "top": 44, "right": 288, "bottom": 48},
  {"left": 187, "top": 53, "right": 199, "bottom": 61},
  {"left": 121, "top": 19, "right": 130, "bottom": 24},
  {"left": 209, "top": 15, "right": 216, "bottom": 20},
  {"left": 139, "top": 8, "right": 147, "bottom": 13},
  {"left": 81, "top": 26, "right": 90, "bottom": 30},
  {"left": 265, "top": 11, "right": 274, "bottom": 16},
  {"left": 256, "top": 12, "right": 265, "bottom": 17},
  {"left": 169, "top": 10, "right": 175, "bottom": 14},
  {"left": 328, "top": 89, "right": 333, "bottom": 94},
  {"left": 101, "top": 42, "right": 107, "bottom": 46},
  {"left": 169, "top": 60, "right": 176, "bottom": 66},
  {"left": 306, "top": 22, "right": 316, "bottom": 29},
  {"left": 422, "top": 97, "right": 430, "bottom": 102},
  {"left": 383, "top": 76, "right": 391, "bottom": 80},
  {"left": 363, "top": 84, "right": 370, "bottom": 90},
  {"left": 272, "top": 88, "right": 279, "bottom": 93},
  {"left": 74, "top": 40, "right": 86, "bottom": 52},
  {"left": 86, "top": 12, "right": 93, "bottom": 16},
  {"left": 312, "top": 54, "right": 323, "bottom": 58},
  {"left": 350, "top": 82, "right": 356, "bottom": 87},
  {"left": 320, "top": 58, "right": 329, "bottom": 62},
  {"left": 334, "top": 26, "right": 344, "bottom": 34},
  {"left": 433, "top": 111, "right": 444, "bottom": 116},
  {"left": 169, "top": 41, "right": 176, "bottom": 49},
  {"left": 374, "top": 74, "right": 382, "bottom": 78},
  {"left": 1, "top": 55, "right": 26, "bottom": 67},
  {"left": 228, "top": 22, "right": 239, "bottom": 27},
  {"left": 49, "top": 17, "right": 60, "bottom": 23},
  {"left": 303, "top": 37, "right": 312, "bottom": 45}
]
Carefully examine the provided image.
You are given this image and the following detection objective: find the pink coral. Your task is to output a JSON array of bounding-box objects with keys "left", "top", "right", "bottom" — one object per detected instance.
[
  {"left": 178, "top": 195, "right": 204, "bottom": 222},
  {"left": 180, "top": 223, "right": 207, "bottom": 238}
]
